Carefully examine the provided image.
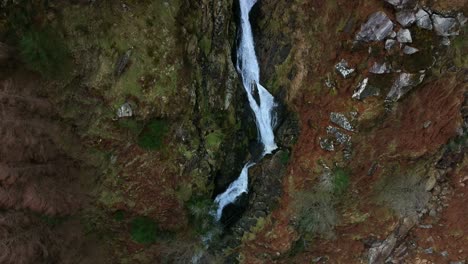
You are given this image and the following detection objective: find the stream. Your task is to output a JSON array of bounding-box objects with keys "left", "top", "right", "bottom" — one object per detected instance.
[{"left": 214, "top": 0, "right": 277, "bottom": 220}]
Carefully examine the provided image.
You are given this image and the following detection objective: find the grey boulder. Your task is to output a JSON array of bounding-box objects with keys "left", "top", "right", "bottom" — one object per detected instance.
[
  {"left": 356, "top": 11, "right": 394, "bottom": 42},
  {"left": 117, "top": 102, "right": 133, "bottom": 118},
  {"left": 387, "top": 73, "right": 425, "bottom": 101},
  {"left": 352, "top": 78, "right": 381, "bottom": 100},
  {"left": 385, "top": 39, "right": 397, "bottom": 50},
  {"left": 402, "top": 45, "right": 419, "bottom": 55},
  {"left": 416, "top": 9, "right": 433, "bottom": 30},
  {"left": 396, "top": 11, "right": 416, "bottom": 27},
  {"left": 369, "top": 62, "right": 392, "bottom": 74},
  {"left": 384, "top": 0, "right": 417, "bottom": 9},
  {"left": 330, "top": 112, "right": 354, "bottom": 131},
  {"left": 432, "top": 14, "right": 460, "bottom": 36},
  {"left": 397, "top": 28, "right": 412, "bottom": 43}
]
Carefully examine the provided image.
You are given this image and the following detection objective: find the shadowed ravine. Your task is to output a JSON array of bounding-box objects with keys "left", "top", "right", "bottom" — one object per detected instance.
[{"left": 214, "top": 0, "right": 278, "bottom": 220}]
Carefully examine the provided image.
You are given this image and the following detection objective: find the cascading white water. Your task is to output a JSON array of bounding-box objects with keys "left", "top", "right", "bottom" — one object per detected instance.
[{"left": 214, "top": 0, "right": 277, "bottom": 220}]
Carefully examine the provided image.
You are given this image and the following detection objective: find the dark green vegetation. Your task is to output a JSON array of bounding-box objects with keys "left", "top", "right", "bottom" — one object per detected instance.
[
  {"left": 137, "top": 119, "right": 169, "bottom": 150},
  {"left": 130, "top": 216, "right": 158, "bottom": 244},
  {"left": 187, "top": 196, "right": 223, "bottom": 242},
  {"left": 332, "top": 167, "right": 350, "bottom": 195},
  {"left": 19, "top": 28, "right": 70, "bottom": 78},
  {"left": 4, "top": 0, "right": 70, "bottom": 78}
]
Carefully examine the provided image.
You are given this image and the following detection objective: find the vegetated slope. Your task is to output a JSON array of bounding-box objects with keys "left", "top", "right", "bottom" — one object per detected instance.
[
  {"left": 234, "top": 0, "right": 467, "bottom": 263},
  {"left": 0, "top": 64, "right": 105, "bottom": 263}
]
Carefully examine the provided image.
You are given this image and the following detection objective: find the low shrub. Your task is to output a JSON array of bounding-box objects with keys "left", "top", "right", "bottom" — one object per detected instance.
[
  {"left": 294, "top": 190, "right": 338, "bottom": 240},
  {"left": 137, "top": 119, "right": 169, "bottom": 150},
  {"left": 186, "top": 196, "right": 223, "bottom": 243},
  {"left": 130, "top": 216, "right": 158, "bottom": 244},
  {"left": 376, "top": 171, "right": 430, "bottom": 216}
]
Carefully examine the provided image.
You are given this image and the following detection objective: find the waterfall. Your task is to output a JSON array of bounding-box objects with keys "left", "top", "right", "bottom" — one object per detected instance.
[{"left": 214, "top": 0, "right": 277, "bottom": 220}]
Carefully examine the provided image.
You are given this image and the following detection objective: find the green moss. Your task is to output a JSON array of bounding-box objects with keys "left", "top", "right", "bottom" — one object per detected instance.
[
  {"left": 137, "top": 119, "right": 169, "bottom": 150},
  {"left": 453, "top": 36, "right": 468, "bottom": 67},
  {"left": 279, "top": 151, "right": 290, "bottom": 165},
  {"left": 186, "top": 196, "right": 222, "bottom": 241},
  {"left": 40, "top": 215, "right": 68, "bottom": 227},
  {"left": 118, "top": 119, "right": 143, "bottom": 135},
  {"left": 199, "top": 35, "right": 212, "bottom": 56},
  {"left": 130, "top": 216, "right": 158, "bottom": 244},
  {"left": 332, "top": 167, "right": 350, "bottom": 195},
  {"left": 114, "top": 210, "right": 126, "bottom": 222},
  {"left": 205, "top": 130, "right": 224, "bottom": 152}
]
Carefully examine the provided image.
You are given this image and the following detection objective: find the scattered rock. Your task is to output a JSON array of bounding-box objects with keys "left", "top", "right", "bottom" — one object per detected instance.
[
  {"left": 319, "top": 138, "right": 335, "bottom": 151},
  {"left": 396, "top": 11, "right": 416, "bottom": 27},
  {"left": 367, "top": 162, "right": 378, "bottom": 176},
  {"left": 117, "top": 102, "right": 133, "bottom": 118},
  {"left": 384, "top": 0, "right": 417, "bottom": 10},
  {"left": 457, "top": 13, "right": 467, "bottom": 26},
  {"left": 424, "top": 247, "right": 434, "bottom": 254},
  {"left": 397, "top": 28, "right": 412, "bottom": 43},
  {"left": 325, "top": 74, "right": 337, "bottom": 89},
  {"left": 330, "top": 112, "right": 354, "bottom": 131},
  {"left": 114, "top": 49, "right": 132, "bottom": 77},
  {"left": 418, "top": 224, "right": 433, "bottom": 229},
  {"left": 441, "top": 37, "right": 451, "bottom": 46},
  {"left": 385, "top": 39, "right": 397, "bottom": 50},
  {"left": 416, "top": 9, "right": 433, "bottom": 30},
  {"left": 352, "top": 77, "right": 381, "bottom": 100},
  {"left": 423, "top": 121, "right": 432, "bottom": 129},
  {"left": 326, "top": 126, "right": 351, "bottom": 144},
  {"left": 369, "top": 62, "right": 392, "bottom": 74},
  {"left": 386, "top": 73, "right": 425, "bottom": 101},
  {"left": 403, "top": 45, "right": 419, "bottom": 55},
  {"left": 368, "top": 214, "right": 418, "bottom": 264},
  {"left": 432, "top": 14, "right": 460, "bottom": 36},
  {"left": 355, "top": 11, "right": 394, "bottom": 42},
  {"left": 335, "top": 59, "right": 355, "bottom": 78},
  {"left": 441, "top": 251, "right": 449, "bottom": 257},
  {"left": 425, "top": 175, "right": 437, "bottom": 191}
]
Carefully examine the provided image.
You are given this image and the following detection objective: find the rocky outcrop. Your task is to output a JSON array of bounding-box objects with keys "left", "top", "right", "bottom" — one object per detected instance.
[
  {"left": 386, "top": 73, "right": 425, "bottom": 101},
  {"left": 356, "top": 12, "right": 394, "bottom": 42}
]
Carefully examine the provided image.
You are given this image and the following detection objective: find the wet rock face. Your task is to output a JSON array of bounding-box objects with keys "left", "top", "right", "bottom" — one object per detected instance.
[
  {"left": 224, "top": 150, "right": 289, "bottom": 246},
  {"left": 432, "top": 14, "right": 460, "bottom": 36},
  {"left": 355, "top": 11, "right": 394, "bottom": 42}
]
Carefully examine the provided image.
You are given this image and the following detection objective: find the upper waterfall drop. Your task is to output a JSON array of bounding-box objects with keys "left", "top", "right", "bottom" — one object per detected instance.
[{"left": 214, "top": 0, "right": 278, "bottom": 220}]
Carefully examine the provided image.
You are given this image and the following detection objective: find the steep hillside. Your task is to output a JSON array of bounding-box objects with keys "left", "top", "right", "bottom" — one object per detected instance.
[{"left": 0, "top": 0, "right": 466, "bottom": 263}]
